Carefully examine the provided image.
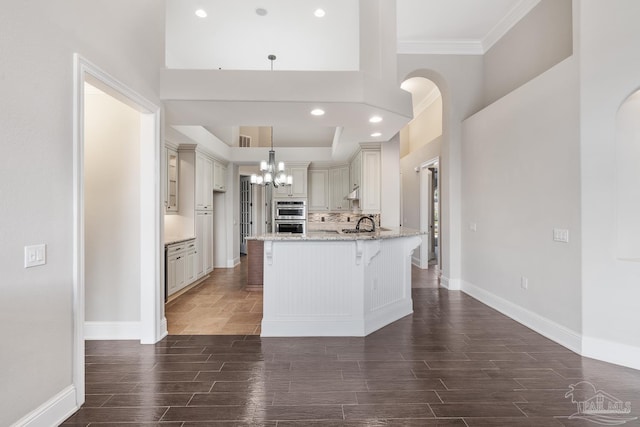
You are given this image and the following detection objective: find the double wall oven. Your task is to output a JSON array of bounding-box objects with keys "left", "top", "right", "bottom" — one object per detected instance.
[{"left": 274, "top": 199, "right": 306, "bottom": 234}]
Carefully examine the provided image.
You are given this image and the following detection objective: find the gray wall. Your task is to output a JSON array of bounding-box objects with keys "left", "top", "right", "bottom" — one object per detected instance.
[
  {"left": 483, "top": 0, "right": 573, "bottom": 106},
  {"left": 0, "top": 1, "right": 163, "bottom": 425},
  {"left": 462, "top": 56, "right": 582, "bottom": 334}
]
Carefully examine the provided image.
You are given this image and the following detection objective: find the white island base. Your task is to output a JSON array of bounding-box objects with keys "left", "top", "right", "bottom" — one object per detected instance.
[{"left": 261, "top": 234, "right": 422, "bottom": 337}]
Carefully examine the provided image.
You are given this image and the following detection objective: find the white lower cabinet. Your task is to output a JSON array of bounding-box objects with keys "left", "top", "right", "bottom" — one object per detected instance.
[
  {"left": 196, "top": 210, "right": 214, "bottom": 278},
  {"left": 166, "top": 239, "right": 196, "bottom": 297}
]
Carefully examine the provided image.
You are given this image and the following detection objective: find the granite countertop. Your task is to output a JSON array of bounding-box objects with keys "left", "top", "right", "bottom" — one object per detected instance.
[
  {"left": 247, "top": 226, "right": 423, "bottom": 241},
  {"left": 164, "top": 236, "right": 196, "bottom": 246}
]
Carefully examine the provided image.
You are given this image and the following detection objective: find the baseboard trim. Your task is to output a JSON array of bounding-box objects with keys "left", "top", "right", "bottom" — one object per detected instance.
[
  {"left": 460, "top": 280, "right": 582, "bottom": 353},
  {"left": 441, "top": 276, "right": 461, "bottom": 290},
  {"left": 582, "top": 335, "right": 640, "bottom": 371},
  {"left": 84, "top": 321, "right": 141, "bottom": 340},
  {"left": 227, "top": 257, "right": 241, "bottom": 268},
  {"left": 11, "top": 385, "right": 78, "bottom": 427}
]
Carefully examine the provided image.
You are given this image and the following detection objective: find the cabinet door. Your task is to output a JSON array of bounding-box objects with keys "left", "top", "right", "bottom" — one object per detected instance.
[
  {"left": 195, "top": 213, "right": 205, "bottom": 278},
  {"left": 289, "top": 166, "right": 308, "bottom": 198},
  {"left": 308, "top": 169, "right": 329, "bottom": 211},
  {"left": 196, "top": 211, "right": 214, "bottom": 276},
  {"left": 174, "top": 254, "right": 186, "bottom": 290},
  {"left": 204, "top": 214, "right": 214, "bottom": 273},
  {"left": 186, "top": 248, "right": 197, "bottom": 283},
  {"left": 166, "top": 148, "right": 179, "bottom": 212},
  {"left": 167, "top": 254, "right": 178, "bottom": 295},
  {"left": 350, "top": 151, "right": 361, "bottom": 191},
  {"left": 361, "top": 150, "right": 381, "bottom": 212},
  {"left": 330, "top": 167, "right": 350, "bottom": 211},
  {"left": 196, "top": 154, "right": 213, "bottom": 210},
  {"left": 213, "top": 161, "right": 226, "bottom": 192}
]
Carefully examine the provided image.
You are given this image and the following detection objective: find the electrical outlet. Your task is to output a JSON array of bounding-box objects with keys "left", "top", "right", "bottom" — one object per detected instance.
[
  {"left": 469, "top": 223, "right": 477, "bottom": 232},
  {"left": 521, "top": 276, "right": 528, "bottom": 290}
]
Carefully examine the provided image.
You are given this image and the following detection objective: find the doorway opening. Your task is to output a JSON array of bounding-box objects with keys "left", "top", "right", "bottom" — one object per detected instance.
[{"left": 73, "top": 54, "right": 163, "bottom": 405}]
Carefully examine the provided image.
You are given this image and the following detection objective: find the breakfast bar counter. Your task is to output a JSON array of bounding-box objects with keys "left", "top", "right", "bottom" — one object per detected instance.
[{"left": 248, "top": 227, "right": 422, "bottom": 337}]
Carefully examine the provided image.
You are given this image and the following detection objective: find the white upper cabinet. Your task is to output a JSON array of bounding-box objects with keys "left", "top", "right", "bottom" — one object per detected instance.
[
  {"left": 350, "top": 145, "right": 380, "bottom": 214},
  {"left": 195, "top": 153, "right": 213, "bottom": 210},
  {"left": 308, "top": 169, "right": 329, "bottom": 211},
  {"left": 165, "top": 147, "right": 179, "bottom": 213},
  {"left": 213, "top": 160, "right": 226, "bottom": 192},
  {"left": 329, "top": 166, "right": 351, "bottom": 211},
  {"left": 274, "top": 163, "right": 309, "bottom": 198}
]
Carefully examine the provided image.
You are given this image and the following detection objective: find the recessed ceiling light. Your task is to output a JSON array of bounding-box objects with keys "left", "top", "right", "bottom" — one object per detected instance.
[
  {"left": 195, "top": 9, "right": 207, "bottom": 18},
  {"left": 369, "top": 116, "right": 383, "bottom": 123},
  {"left": 256, "top": 8, "right": 268, "bottom": 16},
  {"left": 314, "top": 8, "right": 326, "bottom": 18},
  {"left": 371, "top": 132, "right": 382, "bottom": 137},
  {"left": 310, "top": 108, "right": 325, "bottom": 116}
]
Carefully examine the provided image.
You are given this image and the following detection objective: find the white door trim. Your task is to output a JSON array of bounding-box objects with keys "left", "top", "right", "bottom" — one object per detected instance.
[{"left": 72, "top": 54, "right": 165, "bottom": 408}]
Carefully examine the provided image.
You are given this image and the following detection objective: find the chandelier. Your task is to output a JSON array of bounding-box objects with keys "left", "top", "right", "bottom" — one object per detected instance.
[{"left": 250, "top": 127, "right": 292, "bottom": 187}]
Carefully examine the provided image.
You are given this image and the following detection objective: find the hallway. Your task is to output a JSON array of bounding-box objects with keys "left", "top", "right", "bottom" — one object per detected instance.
[{"left": 65, "top": 286, "right": 640, "bottom": 425}]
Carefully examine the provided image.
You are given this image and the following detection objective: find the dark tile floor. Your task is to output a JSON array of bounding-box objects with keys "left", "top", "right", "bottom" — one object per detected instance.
[{"left": 64, "top": 287, "right": 640, "bottom": 425}]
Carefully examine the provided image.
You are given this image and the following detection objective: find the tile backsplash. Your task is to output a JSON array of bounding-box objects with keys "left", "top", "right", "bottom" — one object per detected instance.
[{"left": 308, "top": 212, "right": 380, "bottom": 226}]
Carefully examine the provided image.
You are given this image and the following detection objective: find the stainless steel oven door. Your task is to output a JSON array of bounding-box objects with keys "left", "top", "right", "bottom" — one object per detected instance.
[
  {"left": 274, "top": 220, "right": 306, "bottom": 234},
  {"left": 274, "top": 200, "right": 307, "bottom": 220}
]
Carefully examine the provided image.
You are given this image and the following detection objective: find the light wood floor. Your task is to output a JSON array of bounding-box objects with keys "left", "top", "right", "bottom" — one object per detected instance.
[{"left": 166, "top": 257, "right": 441, "bottom": 335}]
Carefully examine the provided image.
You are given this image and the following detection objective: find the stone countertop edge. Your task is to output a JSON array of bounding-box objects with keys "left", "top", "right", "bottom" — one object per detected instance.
[
  {"left": 246, "top": 227, "right": 423, "bottom": 241},
  {"left": 164, "top": 236, "right": 196, "bottom": 246}
]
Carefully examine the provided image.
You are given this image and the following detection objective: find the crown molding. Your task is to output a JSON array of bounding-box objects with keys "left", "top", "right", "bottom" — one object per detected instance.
[
  {"left": 482, "top": 0, "right": 542, "bottom": 52},
  {"left": 398, "top": 0, "right": 541, "bottom": 56},
  {"left": 413, "top": 87, "right": 441, "bottom": 119},
  {"left": 397, "top": 40, "right": 484, "bottom": 56}
]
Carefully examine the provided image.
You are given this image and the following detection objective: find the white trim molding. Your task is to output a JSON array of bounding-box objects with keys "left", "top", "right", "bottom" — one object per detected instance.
[
  {"left": 482, "top": 0, "right": 542, "bottom": 52},
  {"left": 582, "top": 336, "right": 640, "bottom": 371},
  {"left": 461, "top": 280, "right": 582, "bottom": 353},
  {"left": 398, "top": 40, "right": 484, "bottom": 56},
  {"left": 84, "top": 321, "right": 142, "bottom": 340},
  {"left": 440, "top": 276, "right": 461, "bottom": 290},
  {"left": 397, "top": 0, "right": 541, "bottom": 56},
  {"left": 10, "top": 386, "right": 77, "bottom": 427}
]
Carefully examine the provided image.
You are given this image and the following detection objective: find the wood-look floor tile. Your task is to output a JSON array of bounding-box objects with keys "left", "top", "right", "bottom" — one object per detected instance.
[
  {"left": 343, "top": 403, "right": 435, "bottom": 419},
  {"left": 161, "top": 406, "right": 248, "bottom": 422},
  {"left": 188, "top": 391, "right": 272, "bottom": 406},
  {"left": 430, "top": 402, "right": 525, "bottom": 417},
  {"left": 356, "top": 390, "right": 441, "bottom": 404},
  {"left": 64, "top": 407, "right": 169, "bottom": 423},
  {"left": 62, "top": 266, "right": 640, "bottom": 425},
  {"left": 254, "top": 404, "right": 344, "bottom": 421},
  {"left": 463, "top": 417, "right": 564, "bottom": 426},
  {"left": 102, "top": 393, "right": 194, "bottom": 407},
  {"left": 272, "top": 391, "right": 357, "bottom": 405}
]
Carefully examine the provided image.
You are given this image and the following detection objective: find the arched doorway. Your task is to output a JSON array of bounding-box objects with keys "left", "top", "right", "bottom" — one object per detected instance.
[{"left": 399, "top": 77, "right": 443, "bottom": 274}]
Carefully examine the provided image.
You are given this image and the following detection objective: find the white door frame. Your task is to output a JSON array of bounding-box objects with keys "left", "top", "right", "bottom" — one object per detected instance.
[
  {"left": 419, "top": 156, "right": 440, "bottom": 270},
  {"left": 72, "top": 54, "right": 165, "bottom": 406}
]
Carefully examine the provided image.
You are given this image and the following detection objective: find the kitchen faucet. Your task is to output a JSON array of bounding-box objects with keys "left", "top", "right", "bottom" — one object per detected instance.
[{"left": 356, "top": 215, "right": 376, "bottom": 232}]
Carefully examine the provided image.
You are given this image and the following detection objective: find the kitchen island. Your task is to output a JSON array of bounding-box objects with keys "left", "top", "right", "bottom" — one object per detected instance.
[{"left": 248, "top": 227, "right": 422, "bottom": 337}]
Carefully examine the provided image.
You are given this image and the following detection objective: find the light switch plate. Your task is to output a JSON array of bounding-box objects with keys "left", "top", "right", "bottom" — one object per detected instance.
[
  {"left": 24, "top": 244, "right": 46, "bottom": 268},
  {"left": 469, "top": 223, "right": 477, "bottom": 232},
  {"left": 553, "top": 228, "right": 569, "bottom": 243}
]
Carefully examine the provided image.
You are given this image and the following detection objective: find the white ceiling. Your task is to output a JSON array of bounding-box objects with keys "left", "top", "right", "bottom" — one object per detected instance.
[{"left": 165, "top": 0, "right": 540, "bottom": 152}]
